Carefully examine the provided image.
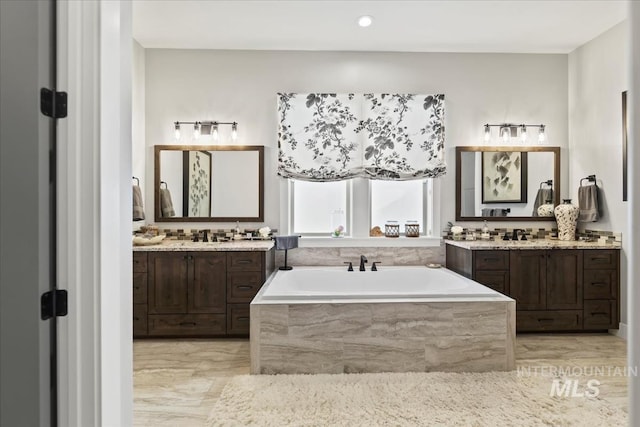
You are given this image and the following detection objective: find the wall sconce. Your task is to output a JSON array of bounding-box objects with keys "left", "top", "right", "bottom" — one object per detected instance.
[
  {"left": 483, "top": 123, "right": 546, "bottom": 145},
  {"left": 173, "top": 120, "right": 239, "bottom": 141}
]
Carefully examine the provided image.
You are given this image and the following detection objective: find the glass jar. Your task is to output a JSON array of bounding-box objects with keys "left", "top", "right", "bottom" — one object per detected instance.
[
  {"left": 405, "top": 221, "right": 420, "bottom": 237},
  {"left": 385, "top": 221, "right": 400, "bottom": 238}
]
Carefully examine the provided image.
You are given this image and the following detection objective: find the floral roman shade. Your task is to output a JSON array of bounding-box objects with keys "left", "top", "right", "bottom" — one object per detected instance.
[{"left": 277, "top": 93, "right": 446, "bottom": 181}]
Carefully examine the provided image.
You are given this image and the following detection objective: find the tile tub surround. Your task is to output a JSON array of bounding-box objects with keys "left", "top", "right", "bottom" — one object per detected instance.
[
  {"left": 251, "top": 267, "right": 515, "bottom": 375},
  {"left": 251, "top": 300, "right": 515, "bottom": 374},
  {"left": 274, "top": 245, "right": 445, "bottom": 267},
  {"left": 132, "top": 239, "right": 274, "bottom": 252}
]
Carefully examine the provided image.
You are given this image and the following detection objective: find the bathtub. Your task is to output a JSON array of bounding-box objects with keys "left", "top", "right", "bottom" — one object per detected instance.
[
  {"left": 251, "top": 265, "right": 515, "bottom": 375},
  {"left": 259, "top": 266, "right": 501, "bottom": 301}
]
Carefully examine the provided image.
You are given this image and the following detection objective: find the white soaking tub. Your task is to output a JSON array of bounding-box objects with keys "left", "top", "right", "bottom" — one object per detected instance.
[
  {"left": 259, "top": 266, "right": 500, "bottom": 301},
  {"left": 250, "top": 266, "right": 515, "bottom": 375}
]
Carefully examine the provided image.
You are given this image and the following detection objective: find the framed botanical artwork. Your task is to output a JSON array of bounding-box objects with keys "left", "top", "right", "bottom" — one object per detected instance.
[
  {"left": 481, "top": 151, "right": 528, "bottom": 203},
  {"left": 182, "top": 150, "right": 212, "bottom": 217}
]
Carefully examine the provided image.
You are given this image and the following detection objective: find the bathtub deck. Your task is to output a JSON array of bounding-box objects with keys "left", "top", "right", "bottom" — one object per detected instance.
[{"left": 250, "top": 299, "right": 515, "bottom": 374}]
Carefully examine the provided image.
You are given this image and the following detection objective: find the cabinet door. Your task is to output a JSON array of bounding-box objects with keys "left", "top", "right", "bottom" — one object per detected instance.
[
  {"left": 474, "top": 270, "right": 509, "bottom": 294},
  {"left": 148, "top": 252, "right": 188, "bottom": 314},
  {"left": 509, "top": 251, "right": 546, "bottom": 310},
  {"left": 546, "top": 250, "right": 583, "bottom": 310},
  {"left": 188, "top": 252, "right": 226, "bottom": 313}
]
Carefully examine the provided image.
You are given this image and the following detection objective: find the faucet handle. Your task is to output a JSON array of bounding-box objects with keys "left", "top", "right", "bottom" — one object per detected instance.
[
  {"left": 371, "top": 262, "right": 381, "bottom": 271},
  {"left": 343, "top": 261, "right": 354, "bottom": 272},
  {"left": 192, "top": 231, "right": 199, "bottom": 242}
]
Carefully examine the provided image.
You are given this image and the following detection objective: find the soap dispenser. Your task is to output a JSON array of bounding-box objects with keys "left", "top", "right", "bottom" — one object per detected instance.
[{"left": 481, "top": 220, "right": 491, "bottom": 240}]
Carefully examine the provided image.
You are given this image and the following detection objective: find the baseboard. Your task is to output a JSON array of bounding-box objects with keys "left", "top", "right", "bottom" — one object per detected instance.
[{"left": 611, "top": 322, "right": 627, "bottom": 340}]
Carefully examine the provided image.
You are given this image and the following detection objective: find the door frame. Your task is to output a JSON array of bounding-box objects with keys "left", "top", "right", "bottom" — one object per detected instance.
[{"left": 56, "top": 1, "right": 133, "bottom": 426}]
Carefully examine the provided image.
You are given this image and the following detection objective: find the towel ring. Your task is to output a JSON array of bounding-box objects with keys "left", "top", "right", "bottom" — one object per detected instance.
[
  {"left": 132, "top": 176, "right": 139, "bottom": 185},
  {"left": 580, "top": 175, "right": 596, "bottom": 186},
  {"left": 539, "top": 179, "right": 552, "bottom": 189},
  {"left": 160, "top": 181, "right": 168, "bottom": 189}
]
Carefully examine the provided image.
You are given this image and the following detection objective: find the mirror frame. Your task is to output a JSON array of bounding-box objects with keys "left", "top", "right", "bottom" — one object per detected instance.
[
  {"left": 455, "top": 145, "right": 560, "bottom": 221},
  {"left": 154, "top": 145, "right": 264, "bottom": 222}
]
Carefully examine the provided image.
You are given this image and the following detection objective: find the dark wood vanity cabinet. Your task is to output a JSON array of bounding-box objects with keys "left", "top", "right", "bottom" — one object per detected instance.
[
  {"left": 446, "top": 245, "right": 619, "bottom": 332},
  {"left": 133, "top": 252, "right": 149, "bottom": 337},
  {"left": 134, "top": 249, "right": 274, "bottom": 338}
]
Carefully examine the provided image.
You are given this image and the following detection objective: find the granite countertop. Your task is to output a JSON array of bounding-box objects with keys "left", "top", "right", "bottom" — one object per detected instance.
[
  {"left": 133, "top": 239, "right": 274, "bottom": 252},
  {"left": 444, "top": 239, "right": 621, "bottom": 250}
]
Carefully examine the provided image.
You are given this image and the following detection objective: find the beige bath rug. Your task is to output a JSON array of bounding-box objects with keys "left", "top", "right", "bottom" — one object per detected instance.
[{"left": 207, "top": 371, "right": 626, "bottom": 426}]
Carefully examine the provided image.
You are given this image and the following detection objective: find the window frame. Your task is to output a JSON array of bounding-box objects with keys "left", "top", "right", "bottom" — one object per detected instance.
[{"left": 286, "top": 178, "right": 436, "bottom": 239}]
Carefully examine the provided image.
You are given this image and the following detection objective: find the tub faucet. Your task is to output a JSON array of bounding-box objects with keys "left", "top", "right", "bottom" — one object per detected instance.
[{"left": 359, "top": 255, "right": 368, "bottom": 271}]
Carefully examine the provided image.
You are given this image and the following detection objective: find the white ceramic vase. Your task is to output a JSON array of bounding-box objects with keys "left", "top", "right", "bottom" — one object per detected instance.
[
  {"left": 554, "top": 199, "right": 579, "bottom": 241},
  {"left": 537, "top": 203, "right": 555, "bottom": 217}
]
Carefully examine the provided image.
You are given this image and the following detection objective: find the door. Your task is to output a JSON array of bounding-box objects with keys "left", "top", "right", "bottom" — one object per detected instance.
[
  {"left": 0, "top": 0, "right": 57, "bottom": 425},
  {"left": 546, "top": 249, "right": 583, "bottom": 310},
  {"left": 188, "top": 252, "right": 226, "bottom": 313},
  {"left": 148, "top": 252, "right": 188, "bottom": 314},
  {"left": 509, "top": 250, "right": 547, "bottom": 310}
]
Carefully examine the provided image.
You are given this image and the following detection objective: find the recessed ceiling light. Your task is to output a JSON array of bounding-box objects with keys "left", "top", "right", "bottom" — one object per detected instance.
[{"left": 358, "top": 15, "right": 373, "bottom": 27}]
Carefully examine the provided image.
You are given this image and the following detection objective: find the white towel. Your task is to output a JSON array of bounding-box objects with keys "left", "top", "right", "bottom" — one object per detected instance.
[
  {"left": 133, "top": 185, "right": 145, "bottom": 221},
  {"left": 578, "top": 185, "right": 600, "bottom": 222},
  {"left": 160, "top": 188, "right": 175, "bottom": 218}
]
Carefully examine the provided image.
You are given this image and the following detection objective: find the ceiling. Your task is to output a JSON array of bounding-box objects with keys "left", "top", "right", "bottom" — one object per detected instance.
[{"left": 132, "top": 0, "right": 628, "bottom": 54}]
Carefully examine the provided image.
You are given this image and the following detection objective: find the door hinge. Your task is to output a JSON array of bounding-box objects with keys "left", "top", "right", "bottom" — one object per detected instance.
[
  {"left": 41, "top": 289, "right": 68, "bottom": 320},
  {"left": 40, "top": 88, "right": 67, "bottom": 119}
]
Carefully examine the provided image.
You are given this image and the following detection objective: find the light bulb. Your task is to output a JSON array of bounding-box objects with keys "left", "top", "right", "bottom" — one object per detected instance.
[
  {"left": 520, "top": 125, "right": 527, "bottom": 143},
  {"left": 538, "top": 125, "right": 546, "bottom": 144},
  {"left": 231, "top": 122, "right": 238, "bottom": 141},
  {"left": 212, "top": 123, "right": 219, "bottom": 140},
  {"left": 193, "top": 122, "right": 201, "bottom": 139},
  {"left": 501, "top": 127, "right": 510, "bottom": 143},
  {"left": 484, "top": 125, "right": 491, "bottom": 143},
  {"left": 358, "top": 15, "right": 373, "bottom": 27},
  {"left": 174, "top": 122, "right": 181, "bottom": 140}
]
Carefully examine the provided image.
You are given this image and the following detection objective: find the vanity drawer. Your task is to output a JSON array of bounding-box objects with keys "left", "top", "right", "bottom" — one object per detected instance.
[
  {"left": 227, "top": 271, "right": 263, "bottom": 303},
  {"left": 227, "top": 252, "right": 263, "bottom": 272},
  {"left": 584, "top": 270, "right": 617, "bottom": 299},
  {"left": 133, "top": 252, "right": 148, "bottom": 273},
  {"left": 148, "top": 314, "right": 226, "bottom": 336},
  {"left": 474, "top": 270, "right": 509, "bottom": 294},
  {"left": 517, "top": 310, "right": 583, "bottom": 332},
  {"left": 474, "top": 251, "right": 509, "bottom": 270},
  {"left": 584, "top": 250, "right": 618, "bottom": 270},
  {"left": 227, "top": 304, "right": 251, "bottom": 335},
  {"left": 133, "top": 272, "right": 148, "bottom": 304},
  {"left": 583, "top": 300, "right": 617, "bottom": 330},
  {"left": 133, "top": 303, "right": 148, "bottom": 337}
]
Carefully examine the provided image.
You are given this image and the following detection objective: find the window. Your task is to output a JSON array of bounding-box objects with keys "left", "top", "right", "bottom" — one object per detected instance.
[
  {"left": 370, "top": 180, "right": 425, "bottom": 234},
  {"left": 291, "top": 180, "right": 349, "bottom": 235},
  {"left": 289, "top": 179, "right": 433, "bottom": 238}
]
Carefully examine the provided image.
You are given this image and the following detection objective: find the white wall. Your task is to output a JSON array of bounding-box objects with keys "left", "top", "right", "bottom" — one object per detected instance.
[
  {"left": 143, "top": 49, "right": 568, "bottom": 231},
  {"left": 568, "top": 21, "right": 629, "bottom": 327},
  {"left": 133, "top": 40, "right": 146, "bottom": 226}
]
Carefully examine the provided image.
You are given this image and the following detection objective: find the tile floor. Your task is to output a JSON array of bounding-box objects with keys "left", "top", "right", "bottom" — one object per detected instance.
[{"left": 134, "top": 334, "right": 628, "bottom": 426}]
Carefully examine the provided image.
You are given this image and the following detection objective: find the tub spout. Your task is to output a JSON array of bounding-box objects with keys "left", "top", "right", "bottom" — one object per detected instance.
[{"left": 359, "top": 255, "right": 368, "bottom": 271}]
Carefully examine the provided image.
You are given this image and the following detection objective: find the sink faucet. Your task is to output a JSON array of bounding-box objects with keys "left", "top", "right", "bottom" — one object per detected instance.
[
  {"left": 512, "top": 229, "right": 525, "bottom": 240},
  {"left": 359, "top": 255, "right": 368, "bottom": 271}
]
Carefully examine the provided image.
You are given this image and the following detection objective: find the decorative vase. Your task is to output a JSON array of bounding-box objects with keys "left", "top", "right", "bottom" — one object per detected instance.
[
  {"left": 537, "top": 203, "right": 555, "bottom": 217},
  {"left": 554, "top": 199, "right": 579, "bottom": 241}
]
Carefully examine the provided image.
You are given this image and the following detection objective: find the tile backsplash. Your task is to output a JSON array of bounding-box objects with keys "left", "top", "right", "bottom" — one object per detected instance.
[
  {"left": 442, "top": 225, "right": 621, "bottom": 245},
  {"left": 137, "top": 227, "right": 278, "bottom": 241}
]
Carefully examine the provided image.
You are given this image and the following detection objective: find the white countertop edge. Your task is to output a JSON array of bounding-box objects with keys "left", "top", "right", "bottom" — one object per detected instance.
[{"left": 251, "top": 296, "right": 514, "bottom": 305}]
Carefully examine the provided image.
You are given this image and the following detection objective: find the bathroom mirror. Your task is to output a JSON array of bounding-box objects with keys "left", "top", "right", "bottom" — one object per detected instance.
[
  {"left": 154, "top": 145, "right": 264, "bottom": 222},
  {"left": 455, "top": 146, "right": 560, "bottom": 221}
]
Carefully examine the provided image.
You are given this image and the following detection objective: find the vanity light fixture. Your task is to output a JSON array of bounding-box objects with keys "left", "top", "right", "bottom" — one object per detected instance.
[
  {"left": 358, "top": 15, "right": 373, "bottom": 27},
  {"left": 231, "top": 122, "right": 238, "bottom": 141},
  {"left": 172, "top": 120, "right": 239, "bottom": 141},
  {"left": 174, "top": 122, "right": 181, "bottom": 140},
  {"left": 193, "top": 122, "right": 201, "bottom": 139},
  {"left": 483, "top": 123, "right": 547, "bottom": 145}
]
